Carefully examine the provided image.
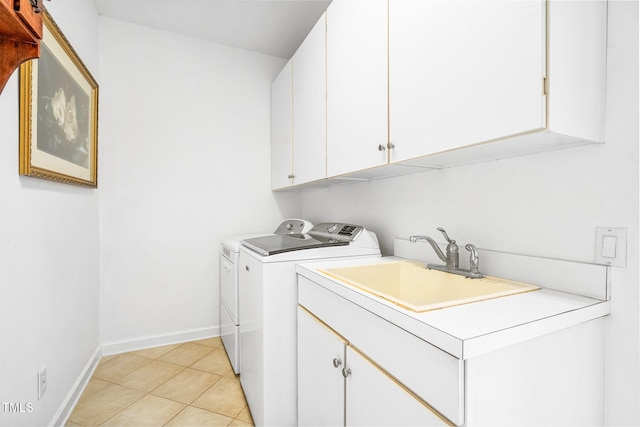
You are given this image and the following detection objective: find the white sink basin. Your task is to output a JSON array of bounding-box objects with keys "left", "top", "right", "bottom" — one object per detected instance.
[{"left": 319, "top": 260, "right": 540, "bottom": 312}]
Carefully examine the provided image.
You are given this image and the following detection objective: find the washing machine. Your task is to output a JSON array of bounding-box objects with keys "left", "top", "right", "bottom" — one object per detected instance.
[
  {"left": 238, "top": 222, "right": 381, "bottom": 426},
  {"left": 220, "top": 219, "right": 312, "bottom": 374}
]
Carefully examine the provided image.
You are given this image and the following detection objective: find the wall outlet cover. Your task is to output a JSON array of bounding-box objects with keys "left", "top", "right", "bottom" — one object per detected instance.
[{"left": 595, "top": 227, "right": 627, "bottom": 267}]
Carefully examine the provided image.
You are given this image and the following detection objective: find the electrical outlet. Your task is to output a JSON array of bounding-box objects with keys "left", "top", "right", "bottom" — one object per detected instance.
[{"left": 37, "top": 366, "right": 46, "bottom": 400}]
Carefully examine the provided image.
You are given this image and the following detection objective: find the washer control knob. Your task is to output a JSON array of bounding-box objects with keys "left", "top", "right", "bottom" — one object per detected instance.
[
  {"left": 286, "top": 223, "right": 293, "bottom": 231},
  {"left": 327, "top": 223, "right": 338, "bottom": 233}
]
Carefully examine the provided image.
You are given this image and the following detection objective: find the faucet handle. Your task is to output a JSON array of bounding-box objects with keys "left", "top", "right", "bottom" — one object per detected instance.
[
  {"left": 437, "top": 227, "right": 455, "bottom": 244},
  {"left": 437, "top": 228, "right": 459, "bottom": 269}
]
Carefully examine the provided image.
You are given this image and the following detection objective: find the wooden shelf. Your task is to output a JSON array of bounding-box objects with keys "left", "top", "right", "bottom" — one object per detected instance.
[{"left": 0, "top": 0, "right": 42, "bottom": 94}]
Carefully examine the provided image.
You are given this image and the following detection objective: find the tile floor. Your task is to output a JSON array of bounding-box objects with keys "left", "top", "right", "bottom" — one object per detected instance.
[{"left": 66, "top": 338, "right": 254, "bottom": 427}]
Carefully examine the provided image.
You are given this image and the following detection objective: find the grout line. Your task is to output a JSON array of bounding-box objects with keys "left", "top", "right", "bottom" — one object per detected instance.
[
  {"left": 96, "top": 387, "right": 147, "bottom": 427},
  {"left": 68, "top": 338, "right": 253, "bottom": 426}
]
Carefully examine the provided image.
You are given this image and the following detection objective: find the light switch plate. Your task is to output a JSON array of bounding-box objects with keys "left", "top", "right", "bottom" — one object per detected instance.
[{"left": 595, "top": 227, "right": 627, "bottom": 267}]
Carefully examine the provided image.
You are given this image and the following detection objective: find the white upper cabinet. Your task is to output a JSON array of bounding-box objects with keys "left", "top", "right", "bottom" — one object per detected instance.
[
  {"left": 326, "top": 0, "right": 389, "bottom": 177},
  {"left": 271, "top": 60, "right": 293, "bottom": 190},
  {"left": 546, "top": 0, "right": 606, "bottom": 142},
  {"left": 388, "top": 0, "right": 606, "bottom": 168},
  {"left": 271, "top": 1, "right": 607, "bottom": 190},
  {"left": 292, "top": 13, "right": 327, "bottom": 186},
  {"left": 389, "top": 0, "right": 545, "bottom": 164}
]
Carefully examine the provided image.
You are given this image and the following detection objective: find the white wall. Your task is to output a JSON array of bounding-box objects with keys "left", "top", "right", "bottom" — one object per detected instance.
[
  {"left": 0, "top": 2, "right": 100, "bottom": 426},
  {"left": 299, "top": 1, "right": 639, "bottom": 425},
  {"left": 98, "top": 17, "right": 298, "bottom": 349},
  {"left": 1, "top": 1, "right": 634, "bottom": 426}
]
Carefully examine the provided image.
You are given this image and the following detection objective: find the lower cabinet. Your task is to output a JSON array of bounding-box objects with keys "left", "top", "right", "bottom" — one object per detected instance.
[
  {"left": 298, "top": 307, "right": 450, "bottom": 426},
  {"left": 297, "top": 274, "right": 607, "bottom": 426},
  {"left": 298, "top": 307, "right": 346, "bottom": 426}
]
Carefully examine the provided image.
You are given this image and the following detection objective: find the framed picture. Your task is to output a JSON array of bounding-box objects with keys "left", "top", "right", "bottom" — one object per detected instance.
[{"left": 19, "top": 9, "right": 98, "bottom": 187}]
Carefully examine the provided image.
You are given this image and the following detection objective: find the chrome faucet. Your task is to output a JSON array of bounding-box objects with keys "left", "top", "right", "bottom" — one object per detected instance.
[
  {"left": 410, "top": 228, "right": 483, "bottom": 278},
  {"left": 409, "top": 228, "right": 459, "bottom": 269}
]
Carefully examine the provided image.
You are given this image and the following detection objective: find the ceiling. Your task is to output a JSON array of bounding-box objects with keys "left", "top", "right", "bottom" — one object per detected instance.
[{"left": 93, "top": 0, "right": 332, "bottom": 59}]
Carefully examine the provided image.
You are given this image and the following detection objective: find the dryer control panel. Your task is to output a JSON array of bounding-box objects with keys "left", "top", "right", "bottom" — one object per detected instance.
[{"left": 309, "top": 223, "right": 364, "bottom": 242}]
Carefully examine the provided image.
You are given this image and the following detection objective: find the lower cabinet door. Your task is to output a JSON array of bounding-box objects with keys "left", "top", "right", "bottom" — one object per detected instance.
[
  {"left": 345, "top": 346, "right": 451, "bottom": 426},
  {"left": 298, "top": 307, "right": 346, "bottom": 426}
]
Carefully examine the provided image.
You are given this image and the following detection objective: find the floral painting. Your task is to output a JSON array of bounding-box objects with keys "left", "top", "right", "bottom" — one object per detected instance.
[
  {"left": 37, "top": 43, "right": 91, "bottom": 168},
  {"left": 19, "top": 10, "right": 98, "bottom": 187}
]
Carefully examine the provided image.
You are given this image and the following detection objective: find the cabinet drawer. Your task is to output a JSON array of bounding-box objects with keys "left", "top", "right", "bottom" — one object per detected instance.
[
  {"left": 14, "top": 0, "right": 42, "bottom": 39},
  {"left": 299, "top": 275, "right": 464, "bottom": 425}
]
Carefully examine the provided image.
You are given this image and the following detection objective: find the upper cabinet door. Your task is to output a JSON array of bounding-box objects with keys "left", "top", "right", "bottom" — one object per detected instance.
[
  {"left": 389, "top": 0, "right": 545, "bottom": 163},
  {"left": 326, "top": 0, "right": 388, "bottom": 177},
  {"left": 271, "top": 61, "right": 293, "bottom": 190},
  {"left": 292, "top": 13, "right": 327, "bottom": 185}
]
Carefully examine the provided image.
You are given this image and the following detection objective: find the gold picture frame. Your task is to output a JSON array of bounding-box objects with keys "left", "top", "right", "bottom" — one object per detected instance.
[{"left": 19, "top": 10, "right": 98, "bottom": 187}]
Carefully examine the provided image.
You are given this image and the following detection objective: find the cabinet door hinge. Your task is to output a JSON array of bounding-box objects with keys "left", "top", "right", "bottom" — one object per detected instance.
[{"left": 543, "top": 77, "right": 549, "bottom": 96}]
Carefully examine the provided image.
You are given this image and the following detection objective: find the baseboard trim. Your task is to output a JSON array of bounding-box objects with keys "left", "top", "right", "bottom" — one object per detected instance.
[
  {"left": 101, "top": 326, "right": 220, "bottom": 356},
  {"left": 50, "top": 346, "right": 102, "bottom": 427},
  {"left": 50, "top": 326, "right": 220, "bottom": 426}
]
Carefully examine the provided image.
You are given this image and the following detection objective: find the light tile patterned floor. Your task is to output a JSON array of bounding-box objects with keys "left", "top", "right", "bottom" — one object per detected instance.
[{"left": 66, "top": 338, "right": 254, "bottom": 427}]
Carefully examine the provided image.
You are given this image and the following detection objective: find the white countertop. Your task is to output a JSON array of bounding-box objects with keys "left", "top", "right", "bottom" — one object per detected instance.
[{"left": 296, "top": 256, "right": 611, "bottom": 359}]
